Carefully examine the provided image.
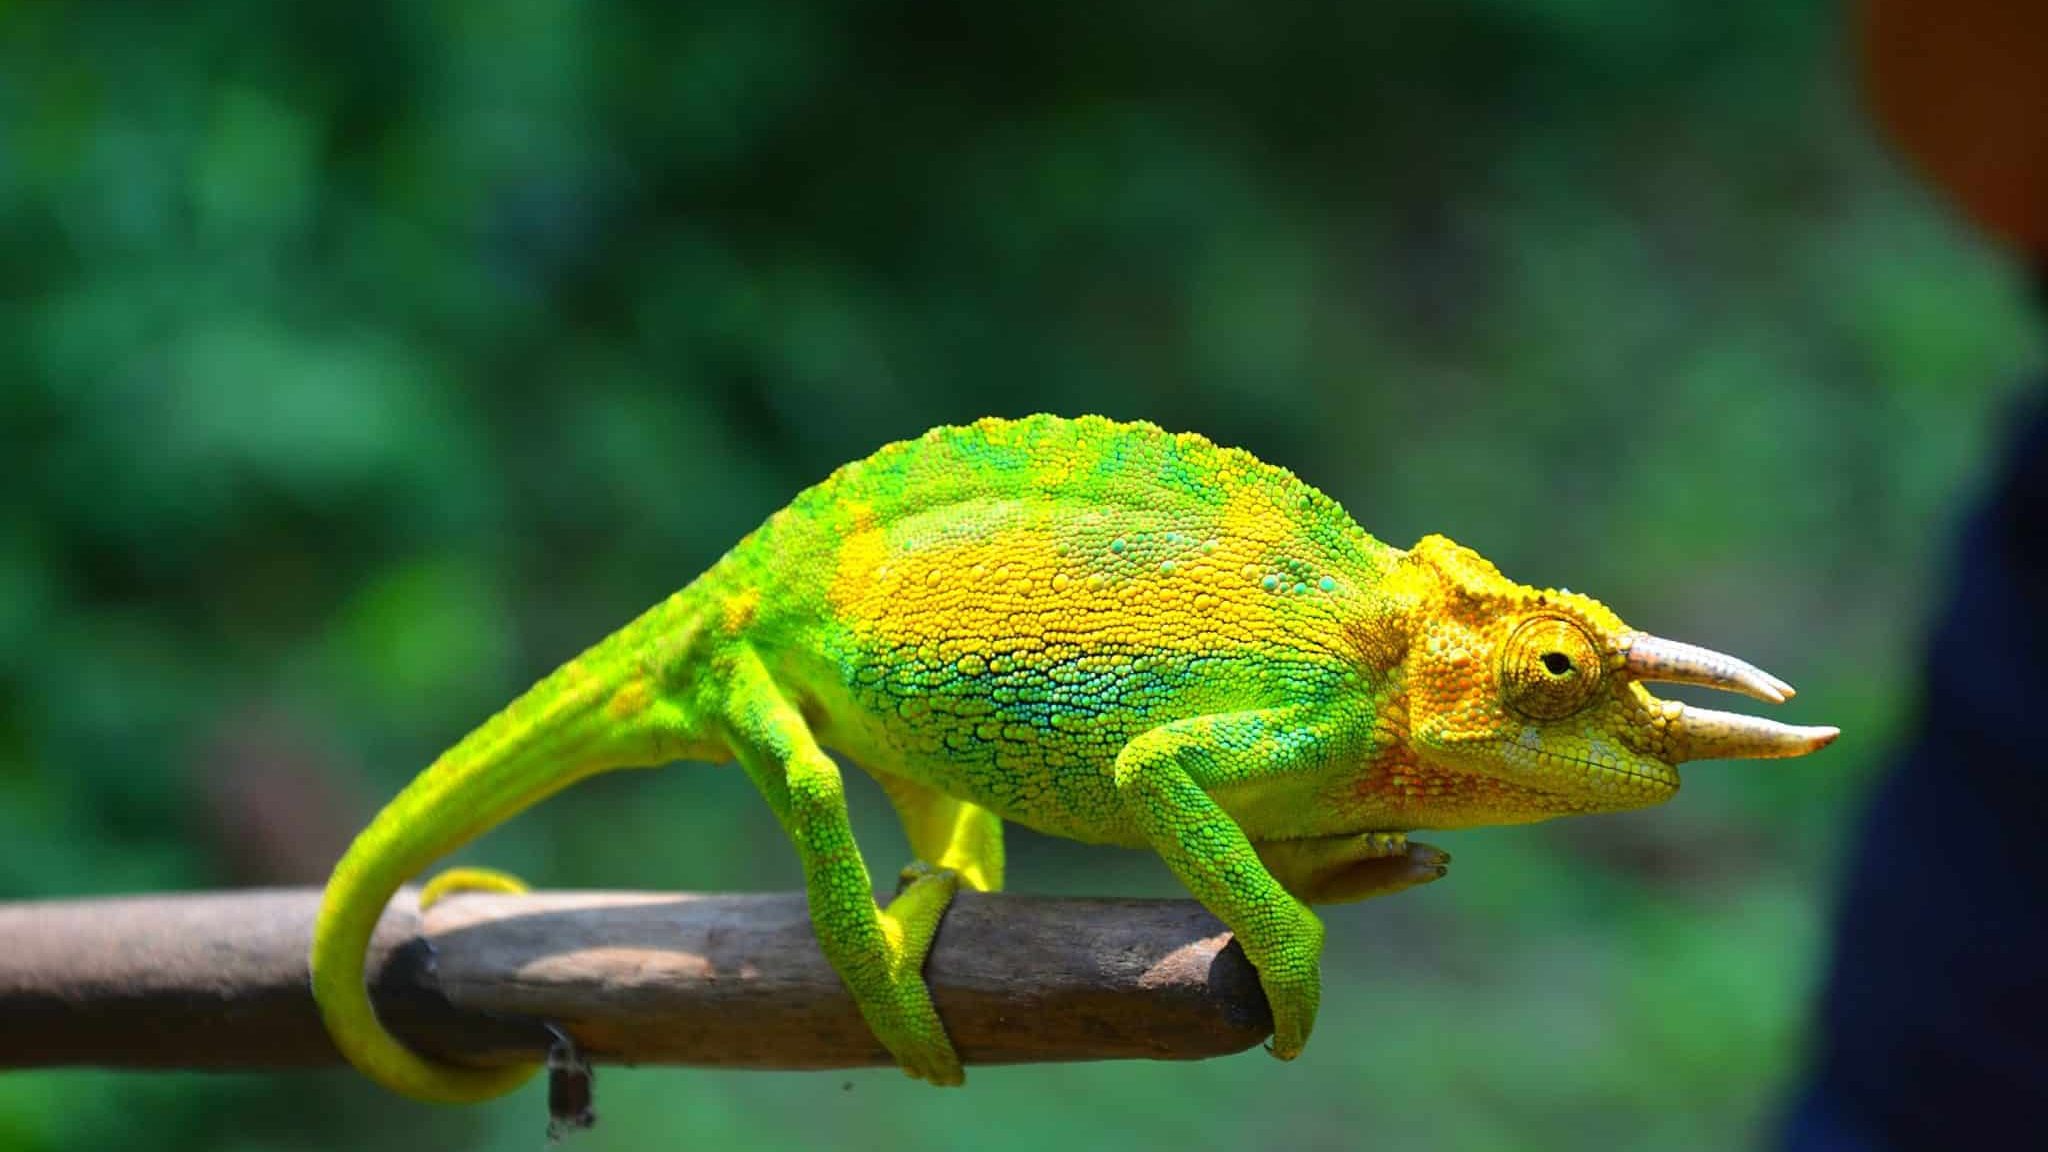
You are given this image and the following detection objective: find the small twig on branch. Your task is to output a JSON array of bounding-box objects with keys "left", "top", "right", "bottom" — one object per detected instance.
[{"left": 0, "top": 889, "right": 1273, "bottom": 1072}]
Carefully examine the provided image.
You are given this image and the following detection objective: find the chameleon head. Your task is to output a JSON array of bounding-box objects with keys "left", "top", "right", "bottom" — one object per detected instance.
[{"left": 1391, "top": 535, "right": 1838, "bottom": 820}]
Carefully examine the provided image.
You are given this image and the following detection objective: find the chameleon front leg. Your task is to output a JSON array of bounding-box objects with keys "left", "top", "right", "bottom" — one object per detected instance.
[
  {"left": 1256, "top": 834, "right": 1451, "bottom": 904},
  {"left": 1111, "top": 710, "right": 1337, "bottom": 1061},
  {"left": 719, "top": 646, "right": 964, "bottom": 1086},
  {"left": 876, "top": 773, "right": 1005, "bottom": 893}
]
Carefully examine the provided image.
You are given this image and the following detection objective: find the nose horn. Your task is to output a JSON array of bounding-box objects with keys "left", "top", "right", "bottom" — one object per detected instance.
[
  {"left": 1623, "top": 633, "right": 1797, "bottom": 704},
  {"left": 1669, "top": 704, "right": 1840, "bottom": 762}
]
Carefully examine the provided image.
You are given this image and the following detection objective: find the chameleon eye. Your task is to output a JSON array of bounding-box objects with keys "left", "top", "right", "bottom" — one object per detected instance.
[{"left": 1501, "top": 617, "right": 1603, "bottom": 720}]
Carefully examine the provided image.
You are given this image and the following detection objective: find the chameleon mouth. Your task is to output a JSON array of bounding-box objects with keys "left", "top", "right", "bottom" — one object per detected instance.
[
  {"left": 1620, "top": 632, "right": 1840, "bottom": 762},
  {"left": 1485, "top": 739, "right": 1680, "bottom": 798},
  {"left": 1525, "top": 745, "right": 1679, "bottom": 794}
]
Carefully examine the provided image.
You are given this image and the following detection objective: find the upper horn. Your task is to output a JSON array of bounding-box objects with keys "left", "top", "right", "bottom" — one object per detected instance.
[{"left": 1621, "top": 633, "right": 1796, "bottom": 704}]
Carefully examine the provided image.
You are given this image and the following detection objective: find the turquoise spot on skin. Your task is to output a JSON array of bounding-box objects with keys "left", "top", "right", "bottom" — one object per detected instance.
[
  {"left": 1160, "top": 560, "right": 1176, "bottom": 574},
  {"left": 1110, "top": 539, "right": 1127, "bottom": 554},
  {"left": 1318, "top": 576, "right": 1336, "bottom": 593},
  {"left": 1261, "top": 574, "right": 1280, "bottom": 591},
  {"left": 1293, "top": 583, "right": 1309, "bottom": 595}
]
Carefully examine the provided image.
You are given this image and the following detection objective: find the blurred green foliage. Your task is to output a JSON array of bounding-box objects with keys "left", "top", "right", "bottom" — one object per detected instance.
[{"left": 2, "top": 1, "right": 2042, "bottom": 1149}]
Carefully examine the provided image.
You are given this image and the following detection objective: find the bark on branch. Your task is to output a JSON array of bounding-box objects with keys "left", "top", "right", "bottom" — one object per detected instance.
[{"left": 0, "top": 890, "right": 1273, "bottom": 1071}]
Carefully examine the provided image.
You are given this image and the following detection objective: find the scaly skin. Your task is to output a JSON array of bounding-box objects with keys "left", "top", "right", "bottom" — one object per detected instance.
[{"left": 311, "top": 413, "right": 1838, "bottom": 1101}]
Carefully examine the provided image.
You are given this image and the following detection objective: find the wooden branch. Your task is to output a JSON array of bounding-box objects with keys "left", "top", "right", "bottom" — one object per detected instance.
[{"left": 0, "top": 890, "right": 1273, "bottom": 1071}]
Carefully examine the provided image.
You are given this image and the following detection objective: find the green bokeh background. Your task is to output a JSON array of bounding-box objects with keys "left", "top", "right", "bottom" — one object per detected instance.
[{"left": 3, "top": 2, "right": 2042, "bottom": 1149}]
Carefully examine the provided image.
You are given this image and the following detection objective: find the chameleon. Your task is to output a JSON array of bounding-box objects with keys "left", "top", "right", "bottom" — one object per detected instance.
[{"left": 310, "top": 413, "right": 1838, "bottom": 1102}]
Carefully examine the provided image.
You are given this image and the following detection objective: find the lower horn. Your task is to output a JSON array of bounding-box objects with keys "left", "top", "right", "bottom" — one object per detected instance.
[{"left": 1670, "top": 704, "right": 1839, "bottom": 762}]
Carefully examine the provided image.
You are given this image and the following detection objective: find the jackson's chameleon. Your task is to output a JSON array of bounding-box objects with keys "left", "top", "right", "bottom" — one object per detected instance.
[{"left": 311, "top": 413, "right": 1838, "bottom": 1102}]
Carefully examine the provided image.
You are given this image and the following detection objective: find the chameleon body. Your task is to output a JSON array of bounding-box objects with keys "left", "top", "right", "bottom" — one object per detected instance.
[{"left": 311, "top": 414, "right": 1838, "bottom": 1102}]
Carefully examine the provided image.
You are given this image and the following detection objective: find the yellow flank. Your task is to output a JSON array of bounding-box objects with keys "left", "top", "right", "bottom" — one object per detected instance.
[
  {"left": 310, "top": 414, "right": 1837, "bottom": 1106},
  {"left": 827, "top": 506, "right": 1355, "bottom": 663}
]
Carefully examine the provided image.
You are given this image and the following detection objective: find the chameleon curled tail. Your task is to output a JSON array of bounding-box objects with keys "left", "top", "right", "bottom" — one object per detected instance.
[{"left": 309, "top": 606, "right": 688, "bottom": 1103}]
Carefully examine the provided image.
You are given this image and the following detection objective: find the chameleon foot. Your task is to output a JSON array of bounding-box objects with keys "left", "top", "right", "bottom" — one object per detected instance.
[
  {"left": 868, "top": 864, "right": 964, "bottom": 1086},
  {"left": 1256, "top": 906, "right": 1324, "bottom": 1062},
  {"left": 1257, "top": 834, "right": 1449, "bottom": 905},
  {"left": 1327, "top": 839, "right": 1452, "bottom": 901},
  {"left": 1361, "top": 832, "right": 1406, "bottom": 856},
  {"left": 895, "top": 859, "right": 942, "bottom": 896}
]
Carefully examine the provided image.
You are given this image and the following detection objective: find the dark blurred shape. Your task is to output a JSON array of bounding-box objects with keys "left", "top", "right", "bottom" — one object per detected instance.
[
  {"left": 194, "top": 706, "right": 360, "bottom": 885},
  {"left": 1782, "top": 389, "right": 2048, "bottom": 1149},
  {"left": 1787, "top": 5, "right": 2048, "bottom": 1145}
]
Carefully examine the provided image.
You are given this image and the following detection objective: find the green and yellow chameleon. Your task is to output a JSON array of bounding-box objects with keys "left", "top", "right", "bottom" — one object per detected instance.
[{"left": 311, "top": 413, "right": 1837, "bottom": 1102}]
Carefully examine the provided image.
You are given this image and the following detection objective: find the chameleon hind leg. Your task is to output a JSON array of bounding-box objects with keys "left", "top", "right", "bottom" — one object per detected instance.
[
  {"left": 876, "top": 773, "right": 1005, "bottom": 893},
  {"left": 1112, "top": 708, "right": 1342, "bottom": 1063},
  {"left": 719, "top": 646, "right": 964, "bottom": 1086}
]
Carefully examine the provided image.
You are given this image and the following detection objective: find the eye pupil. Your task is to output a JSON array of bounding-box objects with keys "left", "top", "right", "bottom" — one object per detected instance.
[{"left": 1502, "top": 619, "right": 1602, "bottom": 719}]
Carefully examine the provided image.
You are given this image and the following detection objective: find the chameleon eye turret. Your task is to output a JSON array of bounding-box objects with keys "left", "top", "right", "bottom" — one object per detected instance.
[{"left": 1500, "top": 616, "right": 1604, "bottom": 719}]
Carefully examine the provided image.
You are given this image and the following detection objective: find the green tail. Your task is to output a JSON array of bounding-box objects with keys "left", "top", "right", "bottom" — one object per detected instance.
[{"left": 310, "top": 598, "right": 705, "bottom": 1103}]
